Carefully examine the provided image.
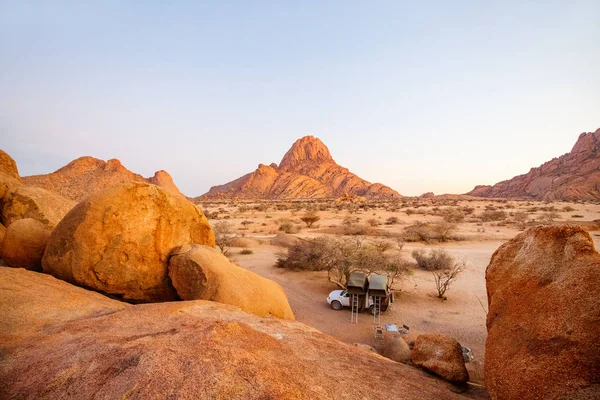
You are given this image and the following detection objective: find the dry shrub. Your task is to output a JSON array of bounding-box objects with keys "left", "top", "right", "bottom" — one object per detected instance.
[
  {"left": 442, "top": 208, "right": 465, "bottom": 223},
  {"left": 344, "top": 224, "right": 371, "bottom": 235},
  {"left": 279, "top": 220, "right": 300, "bottom": 234},
  {"left": 479, "top": 210, "right": 507, "bottom": 222},
  {"left": 401, "top": 222, "right": 459, "bottom": 242},
  {"left": 385, "top": 216, "right": 400, "bottom": 225},
  {"left": 411, "top": 249, "right": 455, "bottom": 271},
  {"left": 367, "top": 218, "right": 380, "bottom": 227}
]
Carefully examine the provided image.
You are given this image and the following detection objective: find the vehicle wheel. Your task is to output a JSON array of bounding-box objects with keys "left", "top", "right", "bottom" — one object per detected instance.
[
  {"left": 331, "top": 300, "right": 343, "bottom": 311},
  {"left": 369, "top": 305, "right": 376, "bottom": 315}
]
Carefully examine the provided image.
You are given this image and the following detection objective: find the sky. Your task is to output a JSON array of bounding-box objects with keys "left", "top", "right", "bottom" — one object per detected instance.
[{"left": 1, "top": 1, "right": 599, "bottom": 197}]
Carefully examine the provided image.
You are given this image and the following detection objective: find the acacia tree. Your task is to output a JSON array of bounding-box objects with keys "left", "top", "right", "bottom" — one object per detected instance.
[
  {"left": 212, "top": 221, "right": 236, "bottom": 256},
  {"left": 432, "top": 262, "right": 464, "bottom": 299},
  {"left": 300, "top": 211, "right": 321, "bottom": 228}
]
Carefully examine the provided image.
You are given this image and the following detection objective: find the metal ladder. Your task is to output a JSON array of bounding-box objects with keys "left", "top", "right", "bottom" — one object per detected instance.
[
  {"left": 372, "top": 296, "right": 381, "bottom": 325},
  {"left": 351, "top": 294, "right": 359, "bottom": 324}
]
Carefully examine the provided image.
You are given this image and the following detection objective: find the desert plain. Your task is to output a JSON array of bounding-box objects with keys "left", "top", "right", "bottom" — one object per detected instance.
[{"left": 196, "top": 197, "right": 600, "bottom": 385}]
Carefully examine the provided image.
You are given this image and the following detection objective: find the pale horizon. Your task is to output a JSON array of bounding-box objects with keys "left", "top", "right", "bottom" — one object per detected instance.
[{"left": 2, "top": 1, "right": 599, "bottom": 197}]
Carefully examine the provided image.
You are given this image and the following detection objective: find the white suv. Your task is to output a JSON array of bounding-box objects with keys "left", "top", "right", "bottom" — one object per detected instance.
[{"left": 326, "top": 290, "right": 350, "bottom": 310}]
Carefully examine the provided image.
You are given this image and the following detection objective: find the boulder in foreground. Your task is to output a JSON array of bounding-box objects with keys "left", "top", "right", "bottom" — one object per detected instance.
[
  {"left": 169, "top": 244, "right": 294, "bottom": 320},
  {"left": 1, "top": 185, "right": 74, "bottom": 228},
  {"left": 485, "top": 225, "right": 600, "bottom": 399},
  {"left": 383, "top": 336, "right": 412, "bottom": 364},
  {"left": 412, "top": 333, "right": 469, "bottom": 384},
  {"left": 42, "top": 182, "right": 215, "bottom": 302},
  {"left": 0, "top": 218, "right": 51, "bottom": 270},
  {"left": 0, "top": 267, "right": 477, "bottom": 400}
]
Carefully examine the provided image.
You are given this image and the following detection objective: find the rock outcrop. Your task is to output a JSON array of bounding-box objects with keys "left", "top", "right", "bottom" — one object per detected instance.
[
  {"left": 1, "top": 185, "right": 74, "bottom": 228},
  {"left": 42, "top": 182, "right": 215, "bottom": 303},
  {"left": 23, "top": 156, "right": 186, "bottom": 202},
  {"left": 485, "top": 225, "right": 600, "bottom": 399},
  {"left": 412, "top": 334, "right": 470, "bottom": 384},
  {"left": 0, "top": 149, "right": 21, "bottom": 182},
  {"left": 0, "top": 218, "right": 51, "bottom": 270},
  {"left": 383, "top": 336, "right": 412, "bottom": 364},
  {"left": 0, "top": 267, "right": 476, "bottom": 400},
  {"left": 198, "top": 136, "right": 401, "bottom": 200},
  {"left": 468, "top": 127, "right": 600, "bottom": 200},
  {"left": 168, "top": 245, "right": 294, "bottom": 320}
]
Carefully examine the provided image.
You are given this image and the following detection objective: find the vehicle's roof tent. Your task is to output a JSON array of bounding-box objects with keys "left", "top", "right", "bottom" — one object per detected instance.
[
  {"left": 368, "top": 274, "right": 389, "bottom": 297},
  {"left": 346, "top": 272, "right": 368, "bottom": 294}
]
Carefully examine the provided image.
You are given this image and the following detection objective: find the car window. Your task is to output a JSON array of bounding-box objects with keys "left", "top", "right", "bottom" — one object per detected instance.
[{"left": 341, "top": 290, "right": 348, "bottom": 297}]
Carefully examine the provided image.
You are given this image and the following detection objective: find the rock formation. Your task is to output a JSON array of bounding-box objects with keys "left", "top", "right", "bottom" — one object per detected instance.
[
  {"left": 1, "top": 185, "right": 75, "bottom": 228},
  {"left": 0, "top": 218, "right": 51, "bottom": 270},
  {"left": 42, "top": 182, "right": 215, "bottom": 303},
  {"left": 412, "top": 333, "right": 469, "bottom": 383},
  {"left": 468, "top": 127, "right": 600, "bottom": 200},
  {"left": 485, "top": 225, "right": 600, "bottom": 399},
  {"left": 168, "top": 245, "right": 294, "bottom": 320},
  {"left": 199, "top": 136, "right": 401, "bottom": 200},
  {"left": 23, "top": 156, "right": 186, "bottom": 202},
  {"left": 0, "top": 149, "right": 23, "bottom": 201},
  {"left": 383, "top": 336, "right": 412, "bottom": 364},
  {"left": 0, "top": 267, "right": 476, "bottom": 400}
]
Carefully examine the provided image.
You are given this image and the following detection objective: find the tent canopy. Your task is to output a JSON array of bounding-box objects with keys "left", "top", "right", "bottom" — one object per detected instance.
[
  {"left": 346, "top": 272, "right": 368, "bottom": 294},
  {"left": 369, "top": 274, "right": 389, "bottom": 297}
]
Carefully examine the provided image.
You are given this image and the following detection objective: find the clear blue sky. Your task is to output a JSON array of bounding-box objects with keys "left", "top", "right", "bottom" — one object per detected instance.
[{"left": 1, "top": 1, "right": 599, "bottom": 197}]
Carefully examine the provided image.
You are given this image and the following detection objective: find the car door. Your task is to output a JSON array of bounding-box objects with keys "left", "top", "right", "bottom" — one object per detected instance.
[{"left": 340, "top": 290, "right": 350, "bottom": 307}]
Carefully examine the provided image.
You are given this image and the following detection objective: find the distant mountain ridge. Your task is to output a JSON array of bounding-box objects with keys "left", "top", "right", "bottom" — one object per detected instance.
[
  {"left": 198, "top": 136, "right": 401, "bottom": 200},
  {"left": 468, "top": 127, "right": 600, "bottom": 201},
  {"left": 23, "top": 157, "right": 186, "bottom": 202}
]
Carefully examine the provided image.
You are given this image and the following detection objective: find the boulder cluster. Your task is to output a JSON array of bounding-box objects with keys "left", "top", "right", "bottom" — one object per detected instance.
[{"left": 0, "top": 149, "right": 292, "bottom": 320}]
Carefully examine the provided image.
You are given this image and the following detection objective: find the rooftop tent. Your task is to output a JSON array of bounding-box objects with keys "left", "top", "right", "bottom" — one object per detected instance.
[
  {"left": 368, "top": 274, "right": 389, "bottom": 297},
  {"left": 346, "top": 272, "right": 368, "bottom": 294}
]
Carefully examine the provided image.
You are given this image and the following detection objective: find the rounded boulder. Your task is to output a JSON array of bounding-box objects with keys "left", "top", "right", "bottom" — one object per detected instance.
[
  {"left": 42, "top": 182, "right": 215, "bottom": 302},
  {"left": 485, "top": 225, "right": 600, "bottom": 399},
  {"left": 1, "top": 218, "right": 51, "bottom": 270},
  {"left": 1, "top": 186, "right": 74, "bottom": 228},
  {"left": 168, "top": 244, "right": 294, "bottom": 320},
  {"left": 383, "top": 336, "right": 412, "bottom": 364},
  {"left": 412, "top": 333, "right": 469, "bottom": 383}
]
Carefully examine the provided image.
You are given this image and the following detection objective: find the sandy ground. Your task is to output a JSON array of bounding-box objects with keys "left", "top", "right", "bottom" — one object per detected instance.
[{"left": 204, "top": 199, "right": 600, "bottom": 386}]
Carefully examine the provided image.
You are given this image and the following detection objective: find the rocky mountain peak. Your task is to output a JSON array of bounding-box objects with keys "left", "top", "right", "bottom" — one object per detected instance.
[{"left": 278, "top": 136, "right": 334, "bottom": 170}]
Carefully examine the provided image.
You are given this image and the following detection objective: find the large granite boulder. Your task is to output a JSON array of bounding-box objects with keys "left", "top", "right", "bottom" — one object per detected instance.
[
  {"left": 383, "top": 336, "right": 412, "bottom": 364},
  {"left": 412, "top": 333, "right": 469, "bottom": 384},
  {"left": 42, "top": 182, "right": 215, "bottom": 302},
  {"left": 0, "top": 218, "right": 51, "bottom": 270},
  {"left": 485, "top": 225, "right": 600, "bottom": 399},
  {"left": 1, "top": 185, "right": 74, "bottom": 228},
  {"left": 168, "top": 244, "right": 294, "bottom": 320}
]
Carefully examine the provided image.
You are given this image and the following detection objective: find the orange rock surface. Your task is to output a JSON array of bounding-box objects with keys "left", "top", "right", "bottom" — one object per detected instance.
[
  {"left": 23, "top": 156, "right": 186, "bottom": 201},
  {"left": 199, "top": 136, "right": 401, "bottom": 200},
  {"left": 0, "top": 267, "right": 479, "bottom": 400},
  {"left": 485, "top": 225, "right": 600, "bottom": 399}
]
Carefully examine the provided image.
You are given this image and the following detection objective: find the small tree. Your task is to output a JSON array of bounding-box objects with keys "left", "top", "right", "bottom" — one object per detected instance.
[
  {"left": 431, "top": 221, "right": 457, "bottom": 242},
  {"left": 432, "top": 262, "right": 464, "bottom": 299},
  {"left": 300, "top": 211, "right": 321, "bottom": 228},
  {"left": 212, "top": 221, "right": 236, "bottom": 256}
]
